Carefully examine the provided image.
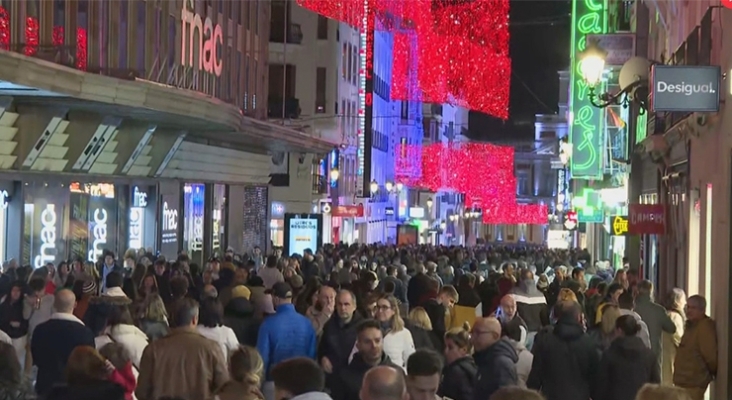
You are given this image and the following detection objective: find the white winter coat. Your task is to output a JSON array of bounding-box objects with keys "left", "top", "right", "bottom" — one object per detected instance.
[{"left": 95, "top": 323, "right": 149, "bottom": 368}]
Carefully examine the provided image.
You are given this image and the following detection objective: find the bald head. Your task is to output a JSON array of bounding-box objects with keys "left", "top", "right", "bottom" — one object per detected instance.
[
  {"left": 53, "top": 289, "right": 76, "bottom": 314},
  {"left": 202, "top": 284, "right": 218, "bottom": 299},
  {"left": 499, "top": 295, "right": 517, "bottom": 320},
  {"left": 360, "top": 366, "right": 406, "bottom": 400},
  {"left": 471, "top": 317, "right": 502, "bottom": 351}
]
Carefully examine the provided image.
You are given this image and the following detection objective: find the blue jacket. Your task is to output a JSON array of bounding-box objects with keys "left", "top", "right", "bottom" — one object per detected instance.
[{"left": 256, "top": 303, "right": 316, "bottom": 380}]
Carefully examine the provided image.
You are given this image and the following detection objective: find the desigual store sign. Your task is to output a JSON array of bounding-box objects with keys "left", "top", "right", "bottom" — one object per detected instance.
[{"left": 181, "top": 0, "right": 223, "bottom": 76}]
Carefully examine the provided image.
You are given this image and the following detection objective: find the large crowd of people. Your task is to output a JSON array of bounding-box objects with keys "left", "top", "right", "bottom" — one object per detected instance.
[{"left": 0, "top": 244, "right": 718, "bottom": 400}]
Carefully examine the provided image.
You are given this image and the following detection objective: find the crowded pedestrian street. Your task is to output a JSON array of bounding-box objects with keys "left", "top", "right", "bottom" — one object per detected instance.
[{"left": 0, "top": 245, "right": 713, "bottom": 400}]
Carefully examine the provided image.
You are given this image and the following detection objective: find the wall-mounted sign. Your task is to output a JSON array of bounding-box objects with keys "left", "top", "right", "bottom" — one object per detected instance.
[
  {"left": 161, "top": 201, "right": 178, "bottom": 244},
  {"left": 271, "top": 202, "right": 285, "bottom": 218},
  {"left": 332, "top": 204, "right": 364, "bottom": 217},
  {"left": 181, "top": 0, "right": 223, "bottom": 76},
  {"left": 69, "top": 182, "right": 115, "bottom": 198},
  {"left": 547, "top": 230, "right": 571, "bottom": 249},
  {"left": 409, "top": 207, "right": 425, "bottom": 219},
  {"left": 88, "top": 209, "right": 108, "bottom": 262},
  {"left": 651, "top": 65, "right": 720, "bottom": 112},
  {"left": 0, "top": 189, "right": 9, "bottom": 210},
  {"left": 284, "top": 213, "right": 323, "bottom": 257},
  {"left": 129, "top": 207, "right": 144, "bottom": 250},
  {"left": 35, "top": 204, "right": 58, "bottom": 269},
  {"left": 132, "top": 186, "right": 148, "bottom": 208},
  {"left": 610, "top": 215, "right": 629, "bottom": 236},
  {"left": 629, "top": 204, "right": 666, "bottom": 235},
  {"left": 385, "top": 207, "right": 395, "bottom": 216},
  {"left": 569, "top": 0, "right": 606, "bottom": 179},
  {"left": 357, "top": 1, "right": 375, "bottom": 197},
  {"left": 564, "top": 211, "right": 578, "bottom": 230}
]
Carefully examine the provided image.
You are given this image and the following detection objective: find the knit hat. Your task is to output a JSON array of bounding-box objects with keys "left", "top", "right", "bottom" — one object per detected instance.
[
  {"left": 288, "top": 274, "right": 304, "bottom": 289},
  {"left": 82, "top": 280, "right": 97, "bottom": 295},
  {"left": 231, "top": 285, "right": 251, "bottom": 300}
]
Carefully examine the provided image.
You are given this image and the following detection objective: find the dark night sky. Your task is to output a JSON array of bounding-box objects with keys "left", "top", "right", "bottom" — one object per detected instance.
[{"left": 466, "top": 0, "right": 571, "bottom": 141}]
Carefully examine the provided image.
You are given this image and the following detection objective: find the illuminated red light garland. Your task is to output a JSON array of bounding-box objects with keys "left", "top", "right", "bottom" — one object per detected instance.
[
  {"left": 296, "top": 0, "right": 510, "bottom": 119},
  {"left": 397, "top": 143, "right": 547, "bottom": 225},
  {"left": 0, "top": 7, "right": 9, "bottom": 50},
  {"left": 24, "top": 17, "right": 38, "bottom": 56}
]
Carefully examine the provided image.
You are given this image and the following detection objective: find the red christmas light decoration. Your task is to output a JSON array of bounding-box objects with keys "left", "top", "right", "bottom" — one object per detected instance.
[
  {"left": 0, "top": 7, "right": 9, "bottom": 51},
  {"left": 52, "top": 26, "right": 64, "bottom": 46},
  {"left": 76, "top": 28, "right": 87, "bottom": 70},
  {"left": 396, "top": 143, "right": 547, "bottom": 225},
  {"left": 296, "top": 0, "right": 511, "bottom": 119},
  {"left": 25, "top": 17, "right": 39, "bottom": 56}
]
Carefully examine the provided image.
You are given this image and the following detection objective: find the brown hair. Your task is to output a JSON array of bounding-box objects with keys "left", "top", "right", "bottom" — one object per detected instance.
[
  {"left": 66, "top": 346, "right": 109, "bottom": 385},
  {"left": 444, "top": 327, "right": 472, "bottom": 353},
  {"left": 99, "top": 342, "right": 131, "bottom": 370},
  {"left": 377, "top": 294, "right": 405, "bottom": 332}
]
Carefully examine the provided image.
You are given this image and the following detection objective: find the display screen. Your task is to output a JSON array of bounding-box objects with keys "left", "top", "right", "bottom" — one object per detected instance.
[{"left": 285, "top": 214, "right": 321, "bottom": 256}]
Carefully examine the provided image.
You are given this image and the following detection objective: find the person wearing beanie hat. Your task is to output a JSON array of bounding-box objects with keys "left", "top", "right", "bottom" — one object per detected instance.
[
  {"left": 223, "top": 285, "right": 257, "bottom": 347},
  {"left": 231, "top": 285, "right": 251, "bottom": 301}
]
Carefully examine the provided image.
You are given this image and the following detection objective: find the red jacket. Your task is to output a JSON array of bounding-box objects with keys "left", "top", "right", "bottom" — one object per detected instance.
[{"left": 109, "top": 362, "right": 136, "bottom": 400}]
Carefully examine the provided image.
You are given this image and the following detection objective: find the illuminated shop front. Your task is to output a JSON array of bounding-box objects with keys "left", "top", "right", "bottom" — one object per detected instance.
[
  {"left": 183, "top": 183, "right": 206, "bottom": 264},
  {"left": 128, "top": 185, "right": 157, "bottom": 252}
]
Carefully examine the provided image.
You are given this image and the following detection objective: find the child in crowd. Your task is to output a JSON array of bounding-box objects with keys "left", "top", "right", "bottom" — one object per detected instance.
[{"left": 99, "top": 343, "right": 137, "bottom": 400}]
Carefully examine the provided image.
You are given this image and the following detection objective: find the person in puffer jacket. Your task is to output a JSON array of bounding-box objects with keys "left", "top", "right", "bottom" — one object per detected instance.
[
  {"left": 501, "top": 317, "right": 533, "bottom": 388},
  {"left": 510, "top": 269, "right": 549, "bottom": 350},
  {"left": 440, "top": 327, "right": 477, "bottom": 400},
  {"left": 471, "top": 317, "right": 518, "bottom": 400}
]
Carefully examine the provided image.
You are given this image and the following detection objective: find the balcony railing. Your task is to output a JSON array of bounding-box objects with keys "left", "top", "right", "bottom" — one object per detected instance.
[
  {"left": 270, "top": 23, "right": 304, "bottom": 44},
  {"left": 268, "top": 97, "right": 301, "bottom": 119}
]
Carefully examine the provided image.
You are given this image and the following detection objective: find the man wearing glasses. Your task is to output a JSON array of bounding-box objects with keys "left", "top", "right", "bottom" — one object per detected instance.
[{"left": 470, "top": 317, "right": 518, "bottom": 400}]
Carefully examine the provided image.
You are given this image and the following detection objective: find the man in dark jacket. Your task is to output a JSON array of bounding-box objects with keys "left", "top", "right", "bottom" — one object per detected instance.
[
  {"left": 31, "top": 289, "right": 95, "bottom": 396},
  {"left": 332, "top": 319, "right": 400, "bottom": 400},
  {"left": 527, "top": 300, "right": 600, "bottom": 400},
  {"left": 423, "top": 285, "right": 458, "bottom": 347},
  {"left": 511, "top": 269, "right": 549, "bottom": 349},
  {"left": 83, "top": 271, "right": 132, "bottom": 335},
  {"left": 319, "top": 289, "right": 363, "bottom": 377},
  {"left": 633, "top": 280, "right": 676, "bottom": 368},
  {"left": 407, "top": 264, "right": 432, "bottom": 310},
  {"left": 379, "top": 266, "right": 407, "bottom": 303},
  {"left": 470, "top": 317, "right": 518, "bottom": 400}
]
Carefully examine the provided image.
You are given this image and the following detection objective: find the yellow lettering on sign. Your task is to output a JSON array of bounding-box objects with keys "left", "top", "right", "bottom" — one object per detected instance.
[{"left": 612, "top": 216, "right": 628, "bottom": 236}]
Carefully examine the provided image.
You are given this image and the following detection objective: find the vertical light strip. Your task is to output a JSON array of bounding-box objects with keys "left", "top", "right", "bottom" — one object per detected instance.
[
  {"left": 356, "top": 0, "right": 368, "bottom": 196},
  {"left": 705, "top": 183, "right": 712, "bottom": 314}
]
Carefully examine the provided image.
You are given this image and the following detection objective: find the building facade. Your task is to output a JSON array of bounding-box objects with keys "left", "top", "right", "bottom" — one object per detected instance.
[
  {"left": 0, "top": 0, "right": 338, "bottom": 265},
  {"left": 637, "top": 2, "right": 731, "bottom": 396}
]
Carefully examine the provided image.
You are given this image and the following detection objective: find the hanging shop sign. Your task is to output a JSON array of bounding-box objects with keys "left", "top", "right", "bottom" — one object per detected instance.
[
  {"left": 628, "top": 204, "right": 666, "bottom": 235},
  {"left": 651, "top": 65, "right": 720, "bottom": 112},
  {"left": 610, "top": 215, "right": 629, "bottom": 236},
  {"left": 332, "top": 204, "right": 364, "bottom": 217},
  {"left": 356, "top": 1, "right": 375, "bottom": 197}
]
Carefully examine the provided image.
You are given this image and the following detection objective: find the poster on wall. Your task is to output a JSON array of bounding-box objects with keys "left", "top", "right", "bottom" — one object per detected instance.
[
  {"left": 159, "top": 193, "right": 180, "bottom": 259},
  {"left": 284, "top": 213, "right": 322, "bottom": 257}
]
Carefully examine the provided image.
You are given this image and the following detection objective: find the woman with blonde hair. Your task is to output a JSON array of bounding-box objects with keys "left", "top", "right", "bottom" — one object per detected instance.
[
  {"left": 662, "top": 288, "right": 686, "bottom": 384},
  {"left": 406, "top": 307, "right": 440, "bottom": 351},
  {"left": 590, "top": 304, "right": 622, "bottom": 351},
  {"left": 216, "top": 346, "right": 264, "bottom": 400},
  {"left": 354, "top": 294, "right": 414, "bottom": 369},
  {"left": 440, "top": 327, "right": 477, "bottom": 400},
  {"left": 635, "top": 383, "right": 692, "bottom": 400}
]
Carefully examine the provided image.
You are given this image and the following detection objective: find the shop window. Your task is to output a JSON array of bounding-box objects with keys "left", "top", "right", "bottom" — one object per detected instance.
[
  {"left": 243, "top": 186, "right": 267, "bottom": 251},
  {"left": 316, "top": 67, "right": 326, "bottom": 113},
  {"left": 212, "top": 184, "right": 227, "bottom": 256},
  {"left": 183, "top": 183, "right": 205, "bottom": 265},
  {"left": 68, "top": 182, "right": 119, "bottom": 263},
  {"left": 128, "top": 185, "right": 156, "bottom": 252},
  {"left": 24, "top": 183, "right": 69, "bottom": 268}
]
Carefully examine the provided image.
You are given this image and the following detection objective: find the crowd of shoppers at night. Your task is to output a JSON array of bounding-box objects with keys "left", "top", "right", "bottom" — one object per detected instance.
[{"left": 0, "top": 244, "right": 718, "bottom": 400}]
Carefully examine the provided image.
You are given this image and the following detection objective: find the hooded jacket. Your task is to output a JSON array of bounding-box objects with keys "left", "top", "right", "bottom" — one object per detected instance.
[
  {"left": 511, "top": 279, "right": 549, "bottom": 332},
  {"left": 318, "top": 312, "right": 363, "bottom": 371},
  {"left": 527, "top": 317, "right": 600, "bottom": 400},
  {"left": 83, "top": 287, "right": 133, "bottom": 336},
  {"left": 473, "top": 337, "right": 519, "bottom": 400},
  {"left": 223, "top": 296, "right": 258, "bottom": 347},
  {"left": 596, "top": 335, "right": 660, "bottom": 400}
]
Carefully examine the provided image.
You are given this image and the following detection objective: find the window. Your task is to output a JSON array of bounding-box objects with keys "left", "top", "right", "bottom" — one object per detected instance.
[
  {"left": 119, "top": 0, "right": 128, "bottom": 68},
  {"left": 346, "top": 44, "right": 352, "bottom": 82},
  {"left": 316, "top": 67, "right": 326, "bottom": 113},
  {"left": 54, "top": 0, "right": 65, "bottom": 45},
  {"left": 317, "top": 15, "right": 328, "bottom": 39},
  {"left": 341, "top": 43, "right": 347, "bottom": 79},
  {"left": 254, "top": 0, "right": 259, "bottom": 34},
  {"left": 351, "top": 45, "right": 358, "bottom": 84},
  {"left": 237, "top": 52, "right": 242, "bottom": 107},
  {"left": 401, "top": 101, "right": 409, "bottom": 120},
  {"left": 233, "top": 0, "right": 240, "bottom": 24},
  {"left": 253, "top": 62, "right": 258, "bottom": 109}
]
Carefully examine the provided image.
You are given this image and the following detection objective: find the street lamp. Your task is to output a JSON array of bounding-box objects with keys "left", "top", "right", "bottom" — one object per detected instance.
[
  {"left": 426, "top": 197, "right": 433, "bottom": 209},
  {"left": 439, "top": 221, "right": 447, "bottom": 231},
  {"left": 329, "top": 167, "right": 340, "bottom": 181},
  {"left": 579, "top": 40, "right": 651, "bottom": 113},
  {"left": 370, "top": 180, "right": 378, "bottom": 194}
]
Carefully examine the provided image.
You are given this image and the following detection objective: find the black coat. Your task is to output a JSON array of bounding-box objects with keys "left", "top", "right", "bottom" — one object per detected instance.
[
  {"left": 223, "top": 297, "right": 259, "bottom": 347},
  {"left": 595, "top": 336, "right": 660, "bottom": 400},
  {"left": 473, "top": 337, "right": 518, "bottom": 400},
  {"left": 82, "top": 294, "right": 132, "bottom": 336},
  {"left": 405, "top": 323, "right": 440, "bottom": 352},
  {"left": 331, "top": 352, "right": 400, "bottom": 400},
  {"left": 407, "top": 273, "right": 431, "bottom": 310},
  {"left": 31, "top": 318, "right": 95, "bottom": 396},
  {"left": 423, "top": 299, "right": 447, "bottom": 346},
  {"left": 319, "top": 313, "right": 363, "bottom": 370},
  {"left": 45, "top": 380, "right": 125, "bottom": 400},
  {"left": 0, "top": 298, "right": 28, "bottom": 338},
  {"left": 527, "top": 318, "right": 600, "bottom": 400},
  {"left": 440, "top": 356, "right": 478, "bottom": 400}
]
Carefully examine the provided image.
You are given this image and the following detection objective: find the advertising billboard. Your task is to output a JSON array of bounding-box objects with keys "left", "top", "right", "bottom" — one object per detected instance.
[{"left": 284, "top": 213, "right": 323, "bottom": 256}]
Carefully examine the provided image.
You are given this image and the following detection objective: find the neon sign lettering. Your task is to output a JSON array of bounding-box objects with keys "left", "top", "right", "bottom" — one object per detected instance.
[
  {"left": 181, "top": 0, "right": 223, "bottom": 77},
  {"left": 162, "top": 202, "right": 178, "bottom": 232},
  {"left": 88, "top": 209, "right": 108, "bottom": 262},
  {"left": 34, "top": 204, "right": 57, "bottom": 269},
  {"left": 129, "top": 207, "right": 144, "bottom": 249},
  {"left": 133, "top": 186, "right": 148, "bottom": 208},
  {"left": 569, "top": 0, "right": 606, "bottom": 178},
  {"left": 0, "top": 190, "right": 8, "bottom": 210}
]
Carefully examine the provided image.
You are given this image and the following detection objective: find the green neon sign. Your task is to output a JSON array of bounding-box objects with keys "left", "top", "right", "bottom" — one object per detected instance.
[
  {"left": 572, "top": 189, "right": 604, "bottom": 223},
  {"left": 569, "top": 0, "right": 607, "bottom": 179}
]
